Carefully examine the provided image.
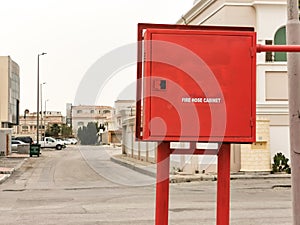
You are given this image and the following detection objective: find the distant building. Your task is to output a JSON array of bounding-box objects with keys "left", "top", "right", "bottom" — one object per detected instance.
[
  {"left": 66, "top": 103, "right": 72, "bottom": 127},
  {"left": 71, "top": 102, "right": 134, "bottom": 144},
  {"left": 71, "top": 105, "right": 113, "bottom": 135},
  {"left": 101, "top": 100, "right": 136, "bottom": 145},
  {"left": 0, "top": 56, "right": 20, "bottom": 128},
  {"left": 113, "top": 100, "right": 135, "bottom": 130},
  {"left": 15, "top": 111, "right": 64, "bottom": 140}
]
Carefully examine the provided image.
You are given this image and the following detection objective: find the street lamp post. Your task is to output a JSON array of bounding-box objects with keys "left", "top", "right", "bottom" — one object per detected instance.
[
  {"left": 37, "top": 52, "right": 47, "bottom": 144},
  {"left": 40, "top": 82, "right": 46, "bottom": 141},
  {"left": 44, "top": 99, "right": 49, "bottom": 140}
]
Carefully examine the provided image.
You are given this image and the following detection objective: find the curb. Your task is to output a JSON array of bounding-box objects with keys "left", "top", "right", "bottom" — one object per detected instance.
[
  {"left": 230, "top": 173, "right": 291, "bottom": 180},
  {"left": 14, "top": 158, "right": 28, "bottom": 171},
  {"left": 0, "top": 157, "right": 28, "bottom": 184},
  {"left": 110, "top": 156, "right": 292, "bottom": 183},
  {"left": 110, "top": 156, "right": 218, "bottom": 182},
  {"left": 170, "top": 174, "right": 217, "bottom": 183},
  {"left": 0, "top": 174, "right": 10, "bottom": 184},
  {"left": 110, "top": 156, "right": 156, "bottom": 178}
]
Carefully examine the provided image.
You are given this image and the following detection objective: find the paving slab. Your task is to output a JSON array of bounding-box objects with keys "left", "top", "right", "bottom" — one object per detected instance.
[{"left": 0, "top": 154, "right": 28, "bottom": 184}]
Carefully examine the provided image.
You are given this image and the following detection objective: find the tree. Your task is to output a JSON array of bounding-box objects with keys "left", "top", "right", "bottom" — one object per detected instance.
[
  {"left": 45, "top": 123, "right": 61, "bottom": 138},
  {"left": 77, "top": 122, "right": 98, "bottom": 145},
  {"left": 61, "top": 124, "right": 73, "bottom": 138}
]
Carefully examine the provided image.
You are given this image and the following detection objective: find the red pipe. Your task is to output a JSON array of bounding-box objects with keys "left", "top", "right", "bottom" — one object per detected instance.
[
  {"left": 155, "top": 142, "right": 171, "bottom": 225},
  {"left": 217, "top": 144, "right": 231, "bottom": 225},
  {"left": 257, "top": 44, "right": 300, "bottom": 52}
]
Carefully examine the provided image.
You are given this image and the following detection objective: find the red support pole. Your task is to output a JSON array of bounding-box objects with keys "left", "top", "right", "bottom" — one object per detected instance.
[
  {"left": 155, "top": 142, "right": 171, "bottom": 225},
  {"left": 257, "top": 44, "right": 300, "bottom": 52},
  {"left": 216, "top": 144, "right": 231, "bottom": 225}
]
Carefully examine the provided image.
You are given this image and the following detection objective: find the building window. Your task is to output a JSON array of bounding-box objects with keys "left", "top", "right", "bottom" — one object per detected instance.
[
  {"left": 103, "top": 110, "right": 111, "bottom": 114},
  {"left": 22, "top": 125, "right": 28, "bottom": 131},
  {"left": 90, "top": 110, "right": 94, "bottom": 114},
  {"left": 274, "top": 26, "right": 287, "bottom": 62},
  {"left": 77, "top": 110, "right": 82, "bottom": 114},
  {"left": 265, "top": 72, "right": 288, "bottom": 101},
  {"left": 265, "top": 40, "right": 273, "bottom": 62},
  {"left": 10, "top": 72, "right": 20, "bottom": 125}
]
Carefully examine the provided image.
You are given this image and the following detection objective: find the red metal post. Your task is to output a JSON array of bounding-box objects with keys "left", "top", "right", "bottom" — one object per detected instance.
[
  {"left": 217, "top": 144, "right": 231, "bottom": 225},
  {"left": 156, "top": 142, "right": 171, "bottom": 225},
  {"left": 257, "top": 44, "right": 300, "bottom": 52},
  {"left": 136, "top": 24, "right": 143, "bottom": 140}
]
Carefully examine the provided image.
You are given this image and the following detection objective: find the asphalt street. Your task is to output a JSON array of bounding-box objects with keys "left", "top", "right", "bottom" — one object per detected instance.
[{"left": 0, "top": 145, "right": 292, "bottom": 225}]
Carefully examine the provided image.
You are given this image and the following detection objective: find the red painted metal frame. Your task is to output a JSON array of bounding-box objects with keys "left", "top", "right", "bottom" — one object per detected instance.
[
  {"left": 155, "top": 142, "right": 171, "bottom": 225},
  {"left": 170, "top": 141, "right": 218, "bottom": 155},
  {"left": 257, "top": 44, "right": 300, "bottom": 52},
  {"left": 137, "top": 24, "right": 300, "bottom": 141},
  {"left": 142, "top": 28, "right": 256, "bottom": 142},
  {"left": 155, "top": 142, "right": 230, "bottom": 225},
  {"left": 138, "top": 23, "right": 300, "bottom": 225},
  {"left": 170, "top": 149, "right": 217, "bottom": 155},
  {"left": 136, "top": 23, "right": 255, "bottom": 141},
  {"left": 217, "top": 144, "right": 231, "bottom": 225},
  {"left": 136, "top": 23, "right": 251, "bottom": 225}
]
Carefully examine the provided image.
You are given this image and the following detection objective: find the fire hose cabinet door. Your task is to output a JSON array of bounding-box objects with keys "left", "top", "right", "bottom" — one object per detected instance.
[{"left": 140, "top": 27, "right": 256, "bottom": 143}]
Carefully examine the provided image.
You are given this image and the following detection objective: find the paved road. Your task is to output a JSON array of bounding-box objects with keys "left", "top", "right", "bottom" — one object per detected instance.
[{"left": 0, "top": 145, "right": 292, "bottom": 225}]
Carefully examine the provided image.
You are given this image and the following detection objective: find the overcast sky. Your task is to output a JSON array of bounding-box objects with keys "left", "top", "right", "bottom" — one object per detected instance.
[{"left": 0, "top": 0, "right": 194, "bottom": 115}]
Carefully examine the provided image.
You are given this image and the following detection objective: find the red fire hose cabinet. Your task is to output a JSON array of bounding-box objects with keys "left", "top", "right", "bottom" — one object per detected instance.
[{"left": 137, "top": 25, "right": 256, "bottom": 143}]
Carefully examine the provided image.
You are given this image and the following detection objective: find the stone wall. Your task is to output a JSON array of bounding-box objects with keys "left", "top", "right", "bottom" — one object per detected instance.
[
  {"left": 0, "top": 129, "right": 12, "bottom": 156},
  {"left": 240, "top": 117, "right": 271, "bottom": 172}
]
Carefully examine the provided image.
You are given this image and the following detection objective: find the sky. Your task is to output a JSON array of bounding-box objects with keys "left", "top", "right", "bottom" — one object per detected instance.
[{"left": 0, "top": 0, "right": 194, "bottom": 116}]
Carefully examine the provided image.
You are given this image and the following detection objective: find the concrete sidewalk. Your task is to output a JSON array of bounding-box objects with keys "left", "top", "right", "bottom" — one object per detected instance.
[
  {"left": 111, "top": 154, "right": 291, "bottom": 183},
  {"left": 0, "top": 153, "right": 29, "bottom": 184}
]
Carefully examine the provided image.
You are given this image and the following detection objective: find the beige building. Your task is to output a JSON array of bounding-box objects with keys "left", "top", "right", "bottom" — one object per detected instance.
[
  {"left": 15, "top": 111, "right": 64, "bottom": 140},
  {"left": 113, "top": 100, "right": 135, "bottom": 131},
  {"left": 176, "top": 0, "right": 290, "bottom": 172},
  {"left": 122, "top": 0, "right": 292, "bottom": 173},
  {"left": 102, "top": 100, "right": 135, "bottom": 145},
  {"left": 71, "top": 105, "right": 113, "bottom": 135},
  {"left": 0, "top": 56, "right": 20, "bottom": 128}
]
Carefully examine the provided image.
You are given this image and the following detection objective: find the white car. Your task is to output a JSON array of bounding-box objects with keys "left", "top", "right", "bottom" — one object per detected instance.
[
  {"left": 11, "top": 140, "right": 28, "bottom": 151},
  {"left": 63, "top": 139, "right": 72, "bottom": 145},
  {"left": 67, "top": 138, "right": 78, "bottom": 145},
  {"left": 37, "top": 137, "right": 66, "bottom": 150}
]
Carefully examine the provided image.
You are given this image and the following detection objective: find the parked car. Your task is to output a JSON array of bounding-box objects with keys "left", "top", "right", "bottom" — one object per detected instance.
[
  {"left": 67, "top": 138, "right": 78, "bottom": 145},
  {"left": 11, "top": 140, "right": 28, "bottom": 151},
  {"left": 35, "top": 137, "right": 66, "bottom": 150},
  {"left": 14, "top": 136, "right": 34, "bottom": 144},
  {"left": 55, "top": 138, "right": 71, "bottom": 145},
  {"left": 63, "top": 139, "right": 72, "bottom": 145}
]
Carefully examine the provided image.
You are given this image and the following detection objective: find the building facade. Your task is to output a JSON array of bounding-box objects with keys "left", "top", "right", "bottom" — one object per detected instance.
[
  {"left": 178, "top": 0, "right": 289, "bottom": 161},
  {"left": 121, "top": 0, "right": 291, "bottom": 173},
  {"left": 0, "top": 56, "right": 20, "bottom": 128},
  {"left": 71, "top": 105, "right": 113, "bottom": 135},
  {"left": 113, "top": 100, "right": 135, "bottom": 131},
  {"left": 15, "top": 111, "right": 65, "bottom": 140},
  {"left": 102, "top": 100, "right": 136, "bottom": 145}
]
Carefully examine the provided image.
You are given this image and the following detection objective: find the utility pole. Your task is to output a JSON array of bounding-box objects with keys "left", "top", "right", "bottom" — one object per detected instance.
[
  {"left": 36, "top": 53, "right": 46, "bottom": 144},
  {"left": 286, "top": 0, "right": 300, "bottom": 224}
]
